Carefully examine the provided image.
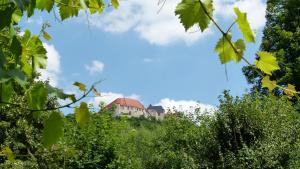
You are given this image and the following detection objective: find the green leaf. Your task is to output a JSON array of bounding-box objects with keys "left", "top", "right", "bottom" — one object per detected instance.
[
  {"left": 0, "top": 82, "right": 14, "bottom": 102},
  {"left": 43, "top": 31, "right": 52, "bottom": 41},
  {"left": 0, "top": 6, "right": 14, "bottom": 30},
  {"left": 80, "top": 0, "right": 88, "bottom": 9},
  {"left": 75, "top": 102, "right": 90, "bottom": 127},
  {"left": 284, "top": 84, "right": 296, "bottom": 96},
  {"left": 261, "top": 76, "right": 276, "bottom": 91},
  {"left": 46, "top": 84, "right": 76, "bottom": 102},
  {"left": 58, "top": 0, "right": 80, "bottom": 20},
  {"left": 27, "top": 83, "right": 47, "bottom": 112},
  {"left": 111, "top": 0, "right": 119, "bottom": 9},
  {"left": 12, "top": 9, "right": 23, "bottom": 23},
  {"left": 42, "top": 112, "right": 64, "bottom": 147},
  {"left": 175, "top": 0, "right": 213, "bottom": 32},
  {"left": 73, "top": 81, "right": 86, "bottom": 92},
  {"left": 88, "top": 0, "right": 105, "bottom": 14},
  {"left": 36, "top": 0, "right": 54, "bottom": 12},
  {"left": 255, "top": 52, "right": 280, "bottom": 75},
  {"left": 1, "top": 147, "right": 14, "bottom": 162},
  {"left": 215, "top": 35, "right": 245, "bottom": 64},
  {"left": 20, "top": 31, "right": 47, "bottom": 76},
  {"left": 234, "top": 7, "right": 255, "bottom": 43}
]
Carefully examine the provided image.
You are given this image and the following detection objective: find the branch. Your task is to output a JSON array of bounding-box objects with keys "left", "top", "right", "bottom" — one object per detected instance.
[
  {"left": 197, "top": 0, "right": 299, "bottom": 95},
  {"left": 0, "top": 83, "right": 99, "bottom": 112}
]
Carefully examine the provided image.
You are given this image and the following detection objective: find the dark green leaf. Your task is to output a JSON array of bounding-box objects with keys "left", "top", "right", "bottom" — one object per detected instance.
[
  {"left": 27, "top": 83, "right": 47, "bottom": 112},
  {"left": 42, "top": 112, "right": 64, "bottom": 147},
  {"left": 36, "top": 0, "right": 54, "bottom": 12},
  {"left": 75, "top": 102, "right": 90, "bottom": 127}
]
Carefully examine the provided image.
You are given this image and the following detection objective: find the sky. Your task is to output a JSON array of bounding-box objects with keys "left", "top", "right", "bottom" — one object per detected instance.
[{"left": 20, "top": 0, "right": 267, "bottom": 113}]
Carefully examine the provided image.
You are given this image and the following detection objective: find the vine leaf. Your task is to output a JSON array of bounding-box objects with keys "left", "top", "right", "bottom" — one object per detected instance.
[
  {"left": 255, "top": 52, "right": 280, "bottom": 75},
  {"left": 1, "top": 147, "right": 14, "bottom": 162},
  {"left": 175, "top": 0, "right": 213, "bottom": 32},
  {"left": 1, "top": 82, "right": 14, "bottom": 102},
  {"left": 215, "top": 35, "right": 245, "bottom": 64},
  {"left": 58, "top": 0, "right": 80, "bottom": 20},
  {"left": 27, "top": 83, "right": 47, "bottom": 114},
  {"left": 73, "top": 81, "right": 87, "bottom": 92},
  {"left": 42, "top": 112, "right": 64, "bottom": 147},
  {"left": 43, "top": 31, "right": 52, "bottom": 41},
  {"left": 36, "top": 0, "right": 54, "bottom": 12},
  {"left": 88, "top": 0, "right": 105, "bottom": 14},
  {"left": 234, "top": 7, "right": 255, "bottom": 43},
  {"left": 284, "top": 84, "right": 296, "bottom": 97},
  {"left": 261, "top": 76, "right": 276, "bottom": 91},
  {"left": 75, "top": 102, "right": 90, "bottom": 128},
  {"left": 46, "top": 85, "right": 76, "bottom": 102},
  {"left": 111, "top": 0, "right": 119, "bottom": 9}
]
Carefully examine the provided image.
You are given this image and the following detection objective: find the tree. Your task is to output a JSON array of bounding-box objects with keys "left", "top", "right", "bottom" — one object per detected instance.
[{"left": 243, "top": 0, "right": 300, "bottom": 94}]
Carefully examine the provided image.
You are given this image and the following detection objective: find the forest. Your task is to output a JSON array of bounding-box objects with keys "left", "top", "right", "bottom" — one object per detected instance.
[{"left": 1, "top": 0, "right": 300, "bottom": 168}]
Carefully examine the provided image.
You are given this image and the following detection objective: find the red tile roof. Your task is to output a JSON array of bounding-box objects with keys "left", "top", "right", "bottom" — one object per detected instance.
[{"left": 106, "top": 98, "right": 145, "bottom": 110}]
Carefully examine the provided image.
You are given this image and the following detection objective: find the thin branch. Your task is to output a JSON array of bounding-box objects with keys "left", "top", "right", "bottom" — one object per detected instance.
[
  {"left": 0, "top": 82, "right": 100, "bottom": 112},
  {"left": 226, "top": 21, "right": 237, "bottom": 34},
  {"left": 197, "top": 0, "right": 299, "bottom": 95}
]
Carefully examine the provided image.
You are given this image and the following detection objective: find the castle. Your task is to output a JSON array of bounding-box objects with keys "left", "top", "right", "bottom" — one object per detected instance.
[{"left": 106, "top": 98, "right": 165, "bottom": 119}]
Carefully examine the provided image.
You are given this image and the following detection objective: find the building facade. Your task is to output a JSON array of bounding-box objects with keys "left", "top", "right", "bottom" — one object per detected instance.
[{"left": 106, "top": 98, "right": 147, "bottom": 117}]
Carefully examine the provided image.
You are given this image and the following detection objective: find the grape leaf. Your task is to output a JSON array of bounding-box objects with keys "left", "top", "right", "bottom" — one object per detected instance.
[
  {"left": 1, "top": 147, "right": 14, "bottom": 162},
  {"left": 0, "top": 6, "right": 15, "bottom": 30},
  {"left": 46, "top": 85, "right": 76, "bottom": 102},
  {"left": 234, "top": 7, "right": 255, "bottom": 43},
  {"left": 284, "top": 84, "right": 296, "bottom": 96},
  {"left": 255, "top": 52, "right": 280, "bottom": 75},
  {"left": 73, "top": 81, "right": 86, "bottom": 92},
  {"left": 75, "top": 102, "right": 90, "bottom": 127},
  {"left": 43, "top": 31, "right": 52, "bottom": 41},
  {"left": 88, "top": 0, "right": 105, "bottom": 14},
  {"left": 0, "top": 82, "right": 14, "bottom": 102},
  {"left": 215, "top": 35, "right": 245, "bottom": 64},
  {"left": 261, "top": 76, "right": 276, "bottom": 91},
  {"left": 36, "top": 0, "right": 54, "bottom": 12},
  {"left": 111, "top": 0, "right": 119, "bottom": 9},
  {"left": 175, "top": 0, "right": 213, "bottom": 32},
  {"left": 58, "top": 0, "right": 80, "bottom": 20},
  {"left": 42, "top": 112, "right": 64, "bottom": 147},
  {"left": 27, "top": 83, "right": 47, "bottom": 112}
]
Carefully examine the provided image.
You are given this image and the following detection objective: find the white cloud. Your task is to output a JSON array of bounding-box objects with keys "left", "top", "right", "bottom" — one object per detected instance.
[
  {"left": 79, "top": 0, "right": 266, "bottom": 45},
  {"left": 214, "top": 0, "right": 267, "bottom": 29},
  {"left": 156, "top": 98, "right": 215, "bottom": 114},
  {"left": 89, "top": 92, "right": 141, "bottom": 107},
  {"left": 85, "top": 60, "right": 105, "bottom": 74},
  {"left": 143, "top": 58, "right": 153, "bottom": 63},
  {"left": 80, "top": 0, "right": 212, "bottom": 45},
  {"left": 38, "top": 43, "right": 61, "bottom": 87}
]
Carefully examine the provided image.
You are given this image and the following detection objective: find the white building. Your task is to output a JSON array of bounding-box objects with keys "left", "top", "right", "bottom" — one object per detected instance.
[{"left": 106, "top": 98, "right": 147, "bottom": 117}]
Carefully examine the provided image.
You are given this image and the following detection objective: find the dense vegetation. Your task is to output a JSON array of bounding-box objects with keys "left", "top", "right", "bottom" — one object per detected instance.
[{"left": 1, "top": 92, "right": 300, "bottom": 168}]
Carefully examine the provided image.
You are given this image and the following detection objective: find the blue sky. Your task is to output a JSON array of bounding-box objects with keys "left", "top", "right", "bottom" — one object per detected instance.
[{"left": 20, "top": 0, "right": 267, "bottom": 112}]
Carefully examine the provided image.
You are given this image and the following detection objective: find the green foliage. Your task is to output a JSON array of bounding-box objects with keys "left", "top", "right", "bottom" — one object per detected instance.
[
  {"left": 42, "top": 112, "right": 64, "bottom": 147},
  {"left": 215, "top": 35, "right": 245, "bottom": 64},
  {"left": 73, "top": 81, "right": 86, "bottom": 92},
  {"left": 26, "top": 82, "right": 47, "bottom": 112},
  {"left": 74, "top": 102, "right": 90, "bottom": 127},
  {"left": 234, "top": 7, "right": 255, "bottom": 43},
  {"left": 243, "top": 0, "right": 300, "bottom": 93},
  {"left": 255, "top": 51, "right": 280, "bottom": 75},
  {"left": 175, "top": 0, "right": 213, "bottom": 32}
]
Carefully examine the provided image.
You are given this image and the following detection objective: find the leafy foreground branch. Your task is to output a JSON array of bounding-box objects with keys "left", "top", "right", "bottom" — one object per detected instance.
[{"left": 175, "top": 0, "right": 298, "bottom": 97}]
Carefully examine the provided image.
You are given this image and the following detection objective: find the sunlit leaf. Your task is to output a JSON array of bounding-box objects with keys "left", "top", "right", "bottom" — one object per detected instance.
[
  {"left": 73, "top": 81, "right": 86, "bottom": 92},
  {"left": 27, "top": 83, "right": 47, "bottom": 112},
  {"left": 36, "top": 0, "right": 54, "bottom": 12},
  {"left": 261, "top": 76, "right": 276, "bottom": 91},
  {"left": 0, "top": 82, "right": 14, "bottom": 102},
  {"left": 234, "top": 7, "right": 255, "bottom": 43},
  {"left": 58, "top": 0, "right": 80, "bottom": 20},
  {"left": 255, "top": 52, "right": 280, "bottom": 75},
  {"left": 284, "top": 84, "right": 296, "bottom": 96},
  {"left": 42, "top": 112, "right": 64, "bottom": 147},
  {"left": 1, "top": 147, "right": 14, "bottom": 162},
  {"left": 215, "top": 35, "right": 245, "bottom": 64},
  {"left": 88, "top": 0, "right": 105, "bottom": 14},
  {"left": 111, "top": 0, "right": 119, "bottom": 9},
  {"left": 75, "top": 102, "right": 90, "bottom": 127},
  {"left": 175, "top": 0, "right": 213, "bottom": 32},
  {"left": 43, "top": 31, "right": 52, "bottom": 41}
]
